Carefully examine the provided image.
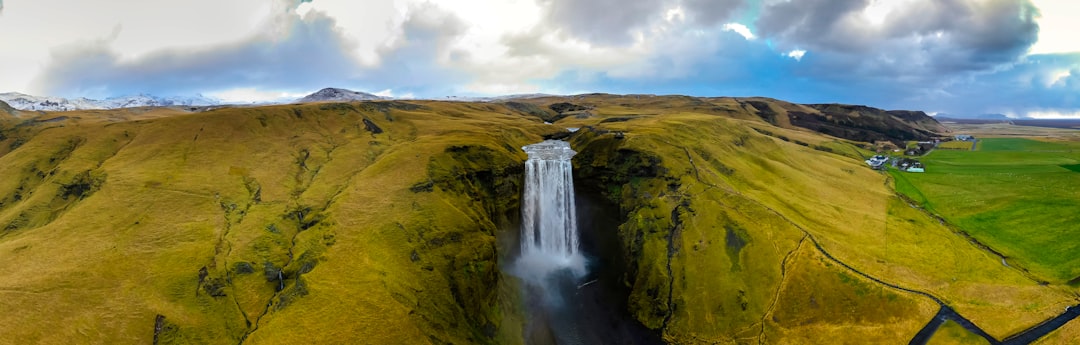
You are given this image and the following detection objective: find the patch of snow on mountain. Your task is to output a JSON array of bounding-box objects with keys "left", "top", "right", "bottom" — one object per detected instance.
[
  {"left": 296, "top": 88, "right": 387, "bottom": 103},
  {"left": 0, "top": 92, "right": 221, "bottom": 111}
]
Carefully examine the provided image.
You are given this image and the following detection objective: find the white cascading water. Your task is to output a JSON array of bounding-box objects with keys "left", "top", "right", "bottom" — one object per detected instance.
[{"left": 515, "top": 140, "right": 587, "bottom": 283}]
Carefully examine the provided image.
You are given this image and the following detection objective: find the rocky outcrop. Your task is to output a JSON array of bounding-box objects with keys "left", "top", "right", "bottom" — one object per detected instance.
[{"left": 0, "top": 100, "right": 15, "bottom": 117}]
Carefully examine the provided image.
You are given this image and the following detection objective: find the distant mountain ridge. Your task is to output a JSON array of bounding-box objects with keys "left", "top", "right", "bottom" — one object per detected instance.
[
  {"left": 1, "top": 88, "right": 401, "bottom": 111},
  {"left": 295, "top": 88, "right": 387, "bottom": 103},
  {"left": 293, "top": 88, "right": 556, "bottom": 103},
  {"left": 733, "top": 98, "right": 946, "bottom": 145},
  {"left": 935, "top": 113, "right": 1019, "bottom": 120},
  {"left": 0, "top": 92, "right": 220, "bottom": 111}
]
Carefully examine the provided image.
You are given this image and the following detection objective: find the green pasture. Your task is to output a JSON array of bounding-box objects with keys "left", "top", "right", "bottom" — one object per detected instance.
[
  {"left": 890, "top": 138, "right": 1080, "bottom": 283},
  {"left": 927, "top": 320, "right": 991, "bottom": 345}
]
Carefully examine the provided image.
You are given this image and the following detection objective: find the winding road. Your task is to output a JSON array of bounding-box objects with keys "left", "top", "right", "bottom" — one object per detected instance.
[
  {"left": 1001, "top": 305, "right": 1080, "bottom": 345},
  {"left": 909, "top": 304, "right": 1080, "bottom": 345}
]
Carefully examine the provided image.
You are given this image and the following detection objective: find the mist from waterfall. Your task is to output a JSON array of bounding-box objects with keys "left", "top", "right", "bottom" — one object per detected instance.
[{"left": 512, "top": 140, "right": 587, "bottom": 287}]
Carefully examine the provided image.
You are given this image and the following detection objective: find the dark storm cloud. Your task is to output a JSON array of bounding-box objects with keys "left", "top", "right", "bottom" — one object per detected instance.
[
  {"left": 540, "top": 20, "right": 1077, "bottom": 118},
  {"left": 934, "top": 53, "right": 1080, "bottom": 114},
  {"left": 880, "top": 0, "right": 1040, "bottom": 72},
  {"left": 757, "top": 0, "right": 874, "bottom": 52},
  {"left": 681, "top": 0, "right": 746, "bottom": 26},
  {"left": 533, "top": 0, "right": 747, "bottom": 45},
  {"left": 756, "top": 0, "right": 1040, "bottom": 77},
  {"left": 538, "top": 0, "right": 669, "bottom": 45},
  {"left": 34, "top": 12, "right": 362, "bottom": 98}
]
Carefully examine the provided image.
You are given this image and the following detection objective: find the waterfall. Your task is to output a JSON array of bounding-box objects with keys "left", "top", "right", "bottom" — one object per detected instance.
[
  {"left": 515, "top": 140, "right": 586, "bottom": 282},
  {"left": 522, "top": 140, "right": 579, "bottom": 258}
]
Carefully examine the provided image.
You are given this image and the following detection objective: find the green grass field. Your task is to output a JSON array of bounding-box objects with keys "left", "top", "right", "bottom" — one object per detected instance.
[{"left": 891, "top": 138, "right": 1080, "bottom": 283}]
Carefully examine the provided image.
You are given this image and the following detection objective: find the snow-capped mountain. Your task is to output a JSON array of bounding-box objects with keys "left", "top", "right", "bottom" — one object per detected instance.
[
  {"left": 99, "top": 94, "right": 221, "bottom": 109},
  {"left": 295, "top": 88, "right": 387, "bottom": 103},
  {"left": 0, "top": 93, "right": 101, "bottom": 111},
  {"left": 0, "top": 92, "right": 221, "bottom": 111}
]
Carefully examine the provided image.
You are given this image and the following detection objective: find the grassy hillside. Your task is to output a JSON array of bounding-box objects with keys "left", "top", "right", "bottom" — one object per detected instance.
[
  {"left": 552, "top": 98, "right": 1075, "bottom": 341},
  {"left": 0, "top": 96, "right": 1075, "bottom": 344},
  {"left": 0, "top": 102, "right": 555, "bottom": 343}
]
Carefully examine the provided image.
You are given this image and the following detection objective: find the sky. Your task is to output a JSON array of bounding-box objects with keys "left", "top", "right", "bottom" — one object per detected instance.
[{"left": 0, "top": 0, "right": 1077, "bottom": 118}]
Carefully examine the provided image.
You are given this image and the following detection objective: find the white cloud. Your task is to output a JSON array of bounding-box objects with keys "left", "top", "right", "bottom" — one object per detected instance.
[
  {"left": 0, "top": 0, "right": 276, "bottom": 93},
  {"left": 373, "top": 88, "right": 415, "bottom": 99},
  {"left": 787, "top": 49, "right": 806, "bottom": 61},
  {"left": 1047, "top": 69, "right": 1072, "bottom": 87},
  {"left": 1023, "top": 109, "right": 1080, "bottom": 119},
  {"left": 722, "top": 23, "right": 755, "bottom": 40},
  {"left": 294, "top": 2, "right": 313, "bottom": 17},
  {"left": 665, "top": 6, "right": 686, "bottom": 23},
  {"left": 1030, "top": 0, "right": 1080, "bottom": 54},
  {"left": 462, "top": 82, "right": 542, "bottom": 95},
  {"left": 301, "top": 0, "right": 408, "bottom": 66},
  {"left": 861, "top": 0, "right": 919, "bottom": 26},
  {"left": 207, "top": 87, "right": 308, "bottom": 104}
]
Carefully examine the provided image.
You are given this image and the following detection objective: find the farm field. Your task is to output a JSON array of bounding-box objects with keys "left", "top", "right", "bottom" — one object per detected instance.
[
  {"left": 937, "top": 140, "right": 976, "bottom": 150},
  {"left": 891, "top": 137, "right": 1080, "bottom": 284}
]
